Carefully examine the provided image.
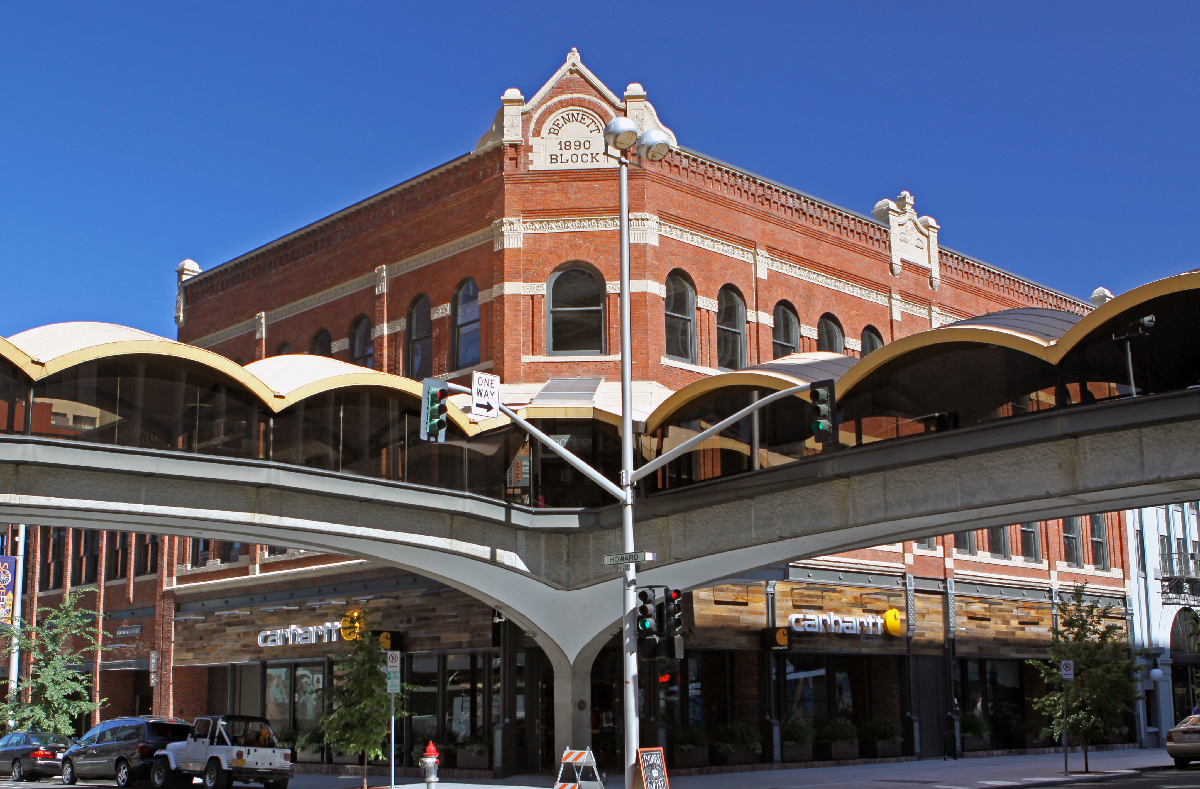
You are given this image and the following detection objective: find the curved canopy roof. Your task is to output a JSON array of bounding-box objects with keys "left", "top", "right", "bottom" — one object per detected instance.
[{"left": 646, "top": 352, "right": 857, "bottom": 433}]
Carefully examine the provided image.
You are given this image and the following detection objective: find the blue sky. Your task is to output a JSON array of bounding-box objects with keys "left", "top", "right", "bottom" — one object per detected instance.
[{"left": 2, "top": 2, "right": 1196, "bottom": 338}]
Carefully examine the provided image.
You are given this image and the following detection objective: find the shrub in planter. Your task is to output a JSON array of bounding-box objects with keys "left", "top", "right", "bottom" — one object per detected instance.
[
  {"left": 455, "top": 736, "right": 490, "bottom": 770},
  {"left": 668, "top": 726, "right": 710, "bottom": 768},
  {"left": 1015, "top": 718, "right": 1053, "bottom": 748},
  {"left": 813, "top": 718, "right": 858, "bottom": 761},
  {"left": 959, "top": 710, "right": 991, "bottom": 751},
  {"left": 710, "top": 722, "right": 762, "bottom": 765},
  {"left": 858, "top": 716, "right": 903, "bottom": 758},
  {"left": 780, "top": 715, "right": 813, "bottom": 762}
]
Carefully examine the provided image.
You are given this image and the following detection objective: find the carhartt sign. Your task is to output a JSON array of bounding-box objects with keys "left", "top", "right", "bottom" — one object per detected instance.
[
  {"left": 257, "top": 622, "right": 342, "bottom": 647},
  {"left": 788, "top": 609, "right": 899, "bottom": 637}
]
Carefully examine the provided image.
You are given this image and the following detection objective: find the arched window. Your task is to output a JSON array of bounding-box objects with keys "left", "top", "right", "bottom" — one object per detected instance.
[
  {"left": 407, "top": 295, "right": 433, "bottom": 379},
  {"left": 817, "top": 314, "right": 844, "bottom": 354},
  {"left": 310, "top": 329, "right": 332, "bottom": 357},
  {"left": 716, "top": 286, "right": 745, "bottom": 370},
  {"left": 664, "top": 271, "right": 696, "bottom": 363},
  {"left": 547, "top": 265, "right": 605, "bottom": 354},
  {"left": 861, "top": 326, "right": 884, "bottom": 357},
  {"left": 453, "top": 278, "right": 481, "bottom": 370},
  {"left": 273, "top": 341, "right": 292, "bottom": 357},
  {"left": 350, "top": 315, "right": 374, "bottom": 368},
  {"left": 772, "top": 302, "right": 800, "bottom": 359}
]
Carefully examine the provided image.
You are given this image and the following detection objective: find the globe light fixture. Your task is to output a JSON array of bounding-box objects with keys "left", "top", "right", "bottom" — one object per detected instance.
[
  {"left": 636, "top": 128, "right": 671, "bottom": 162},
  {"left": 603, "top": 117, "right": 640, "bottom": 150}
]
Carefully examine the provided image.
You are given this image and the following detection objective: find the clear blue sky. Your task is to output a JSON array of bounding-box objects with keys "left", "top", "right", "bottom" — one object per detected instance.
[{"left": 2, "top": 2, "right": 1196, "bottom": 338}]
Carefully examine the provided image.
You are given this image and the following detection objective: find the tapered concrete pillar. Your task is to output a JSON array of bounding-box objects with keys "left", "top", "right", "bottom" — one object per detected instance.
[{"left": 546, "top": 635, "right": 610, "bottom": 762}]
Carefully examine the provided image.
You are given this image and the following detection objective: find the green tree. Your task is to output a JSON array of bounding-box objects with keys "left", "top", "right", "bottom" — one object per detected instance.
[
  {"left": 0, "top": 591, "right": 106, "bottom": 734},
  {"left": 300, "top": 611, "right": 405, "bottom": 789},
  {"left": 1032, "top": 583, "right": 1141, "bottom": 773}
]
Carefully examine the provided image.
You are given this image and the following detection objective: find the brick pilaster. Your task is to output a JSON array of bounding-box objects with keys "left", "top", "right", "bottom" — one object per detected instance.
[
  {"left": 92, "top": 531, "right": 107, "bottom": 725},
  {"left": 374, "top": 266, "right": 389, "bottom": 373}
]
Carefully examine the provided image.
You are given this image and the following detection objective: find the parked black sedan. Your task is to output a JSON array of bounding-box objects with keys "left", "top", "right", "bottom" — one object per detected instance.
[
  {"left": 61, "top": 717, "right": 191, "bottom": 787},
  {"left": 0, "top": 731, "right": 74, "bottom": 781}
]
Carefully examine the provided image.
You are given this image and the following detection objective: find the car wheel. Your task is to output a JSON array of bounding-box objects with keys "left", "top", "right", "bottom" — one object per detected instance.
[
  {"left": 60, "top": 760, "right": 77, "bottom": 786},
  {"left": 115, "top": 759, "right": 133, "bottom": 788},
  {"left": 150, "top": 760, "right": 176, "bottom": 789},
  {"left": 203, "top": 760, "right": 228, "bottom": 789},
  {"left": 12, "top": 759, "right": 23, "bottom": 781},
  {"left": 1176, "top": 757, "right": 1191, "bottom": 768}
]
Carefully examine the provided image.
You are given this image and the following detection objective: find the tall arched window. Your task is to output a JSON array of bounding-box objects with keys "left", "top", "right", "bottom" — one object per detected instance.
[
  {"left": 350, "top": 315, "right": 374, "bottom": 368},
  {"left": 772, "top": 302, "right": 800, "bottom": 359},
  {"left": 310, "top": 329, "right": 332, "bottom": 357},
  {"left": 716, "top": 286, "right": 745, "bottom": 370},
  {"left": 664, "top": 271, "right": 696, "bottom": 363},
  {"left": 408, "top": 295, "right": 433, "bottom": 379},
  {"left": 817, "top": 314, "right": 844, "bottom": 354},
  {"left": 861, "top": 326, "right": 884, "bottom": 357},
  {"left": 547, "top": 265, "right": 605, "bottom": 354},
  {"left": 453, "top": 278, "right": 481, "bottom": 370},
  {"left": 273, "top": 341, "right": 292, "bottom": 357}
]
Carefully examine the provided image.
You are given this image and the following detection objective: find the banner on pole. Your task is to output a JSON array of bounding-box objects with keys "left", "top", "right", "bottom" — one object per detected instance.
[{"left": 0, "top": 556, "right": 16, "bottom": 626}]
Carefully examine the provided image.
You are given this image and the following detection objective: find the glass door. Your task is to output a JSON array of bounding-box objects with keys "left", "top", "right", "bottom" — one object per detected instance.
[{"left": 294, "top": 663, "right": 325, "bottom": 762}]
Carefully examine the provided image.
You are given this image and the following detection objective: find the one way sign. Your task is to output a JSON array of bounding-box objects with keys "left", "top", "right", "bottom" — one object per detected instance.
[{"left": 471, "top": 372, "right": 500, "bottom": 422}]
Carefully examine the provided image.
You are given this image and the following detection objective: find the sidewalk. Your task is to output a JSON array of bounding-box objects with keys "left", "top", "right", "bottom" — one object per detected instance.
[{"left": 320, "top": 747, "right": 1175, "bottom": 789}]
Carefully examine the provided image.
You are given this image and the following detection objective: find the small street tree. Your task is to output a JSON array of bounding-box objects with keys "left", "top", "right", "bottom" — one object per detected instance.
[
  {"left": 1032, "top": 583, "right": 1141, "bottom": 773},
  {"left": 0, "top": 591, "right": 105, "bottom": 734},
  {"left": 300, "top": 610, "right": 405, "bottom": 789}
]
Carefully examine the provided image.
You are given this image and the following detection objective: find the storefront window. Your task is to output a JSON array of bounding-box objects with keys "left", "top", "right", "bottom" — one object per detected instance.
[
  {"left": 294, "top": 663, "right": 325, "bottom": 761},
  {"left": 784, "top": 655, "right": 827, "bottom": 720},
  {"left": 264, "top": 666, "right": 292, "bottom": 730},
  {"left": 686, "top": 657, "right": 703, "bottom": 726},
  {"left": 409, "top": 656, "right": 438, "bottom": 745},
  {"left": 957, "top": 659, "right": 1025, "bottom": 747},
  {"left": 444, "top": 654, "right": 485, "bottom": 741}
]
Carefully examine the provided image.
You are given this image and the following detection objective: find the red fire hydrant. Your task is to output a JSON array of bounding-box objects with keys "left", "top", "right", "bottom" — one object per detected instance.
[{"left": 419, "top": 741, "right": 439, "bottom": 787}]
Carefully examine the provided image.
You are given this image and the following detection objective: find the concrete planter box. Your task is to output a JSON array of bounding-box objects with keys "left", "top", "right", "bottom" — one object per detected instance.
[
  {"left": 780, "top": 743, "right": 812, "bottom": 762},
  {"left": 672, "top": 747, "right": 709, "bottom": 769},
  {"left": 714, "top": 745, "right": 759, "bottom": 765},
  {"left": 455, "top": 749, "right": 488, "bottom": 770},
  {"left": 860, "top": 740, "right": 902, "bottom": 758},
  {"left": 962, "top": 736, "right": 991, "bottom": 752},
  {"left": 814, "top": 741, "right": 859, "bottom": 761}
]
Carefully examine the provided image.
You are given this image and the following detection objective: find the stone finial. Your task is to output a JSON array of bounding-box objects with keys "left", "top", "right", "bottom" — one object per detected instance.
[
  {"left": 501, "top": 87, "right": 524, "bottom": 104},
  {"left": 624, "top": 83, "right": 647, "bottom": 100},
  {"left": 567, "top": 47, "right": 581, "bottom": 62},
  {"left": 176, "top": 258, "right": 201, "bottom": 281},
  {"left": 174, "top": 259, "right": 201, "bottom": 327},
  {"left": 1090, "top": 287, "right": 1114, "bottom": 306}
]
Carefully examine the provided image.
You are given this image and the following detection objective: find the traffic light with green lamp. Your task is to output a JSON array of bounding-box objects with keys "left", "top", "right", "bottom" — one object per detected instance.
[
  {"left": 420, "top": 378, "right": 449, "bottom": 442},
  {"left": 636, "top": 589, "right": 660, "bottom": 659},
  {"left": 809, "top": 379, "right": 837, "bottom": 448}
]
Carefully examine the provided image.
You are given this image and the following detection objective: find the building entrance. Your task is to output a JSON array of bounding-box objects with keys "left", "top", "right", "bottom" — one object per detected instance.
[{"left": 1172, "top": 608, "right": 1200, "bottom": 724}]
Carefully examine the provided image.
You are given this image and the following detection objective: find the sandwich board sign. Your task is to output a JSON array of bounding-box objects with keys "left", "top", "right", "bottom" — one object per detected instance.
[
  {"left": 635, "top": 747, "right": 668, "bottom": 789},
  {"left": 555, "top": 747, "right": 604, "bottom": 789}
]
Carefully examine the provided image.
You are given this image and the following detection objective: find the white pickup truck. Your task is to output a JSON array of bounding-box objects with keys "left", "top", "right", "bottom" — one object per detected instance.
[{"left": 151, "top": 715, "right": 292, "bottom": 789}]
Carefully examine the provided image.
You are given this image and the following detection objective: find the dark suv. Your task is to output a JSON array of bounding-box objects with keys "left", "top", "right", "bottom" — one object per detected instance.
[{"left": 62, "top": 716, "right": 191, "bottom": 787}]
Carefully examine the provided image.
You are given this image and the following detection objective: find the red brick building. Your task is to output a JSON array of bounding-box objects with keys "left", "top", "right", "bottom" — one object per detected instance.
[{"left": 5, "top": 49, "right": 1131, "bottom": 776}]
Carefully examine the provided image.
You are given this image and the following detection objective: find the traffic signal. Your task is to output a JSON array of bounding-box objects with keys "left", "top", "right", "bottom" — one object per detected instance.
[
  {"left": 636, "top": 589, "right": 660, "bottom": 659},
  {"left": 660, "top": 588, "right": 685, "bottom": 660},
  {"left": 809, "top": 379, "right": 837, "bottom": 448},
  {"left": 420, "top": 378, "right": 449, "bottom": 442}
]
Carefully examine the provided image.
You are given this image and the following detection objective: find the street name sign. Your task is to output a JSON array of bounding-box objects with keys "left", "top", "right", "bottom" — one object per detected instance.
[{"left": 603, "top": 552, "right": 656, "bottom": 566}]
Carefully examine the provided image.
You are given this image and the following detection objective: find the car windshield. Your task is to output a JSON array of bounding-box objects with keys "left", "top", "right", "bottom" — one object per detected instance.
[
  {"left": 28, "top": 733, "right": 72, "bottom": 746},
  {"left": 220, "top": 718, "right": 279, "bottom": 747},
  {"left": 148, "top": 723, "right": 192, "bottom": 741}
]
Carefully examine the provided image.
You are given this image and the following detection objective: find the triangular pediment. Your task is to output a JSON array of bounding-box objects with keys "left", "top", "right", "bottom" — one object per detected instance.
[{"left": 475, "top": 48, "right": 676, "bottom": 159}]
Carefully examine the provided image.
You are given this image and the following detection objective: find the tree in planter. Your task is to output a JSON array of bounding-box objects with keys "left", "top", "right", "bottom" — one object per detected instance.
[
  {"left": 299, "top": 611, "right": 408, "bottom": 789},
  {"left": 1032, "top": 583, "right": 1142, "bottom": 773},
  {"left": 0, "top": 591, "right": 106, "bottom": 734}
]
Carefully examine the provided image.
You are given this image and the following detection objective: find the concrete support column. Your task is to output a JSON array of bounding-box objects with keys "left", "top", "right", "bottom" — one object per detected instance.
[{"left": 544, "top": 636, "right": 609, "bottom": 764}]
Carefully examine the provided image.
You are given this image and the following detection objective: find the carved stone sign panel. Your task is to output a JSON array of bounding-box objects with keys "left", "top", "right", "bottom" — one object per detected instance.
[{"left": 530, "top": 107, "right": 616, "bottom": 171}]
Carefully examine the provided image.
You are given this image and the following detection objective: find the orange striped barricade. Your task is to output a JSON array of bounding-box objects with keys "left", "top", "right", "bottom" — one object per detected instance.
[{"left": 554, "top": 747, "right": 604, "bottom": 789}]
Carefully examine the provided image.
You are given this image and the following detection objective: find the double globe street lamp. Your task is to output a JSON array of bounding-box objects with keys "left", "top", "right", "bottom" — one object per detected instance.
[{"left": 601, "top": 116, "right": 671, "bottom": 789}]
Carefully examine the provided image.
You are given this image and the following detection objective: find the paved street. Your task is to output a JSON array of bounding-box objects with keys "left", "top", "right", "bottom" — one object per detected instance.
[{"left": 0, "top": 750, "right": 1186, "bottom": 789}]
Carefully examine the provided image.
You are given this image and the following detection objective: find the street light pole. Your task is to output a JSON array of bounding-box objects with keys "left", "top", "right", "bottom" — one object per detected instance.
[{"left": 616, "top": 149, "right": 640, "bottom": 789}]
